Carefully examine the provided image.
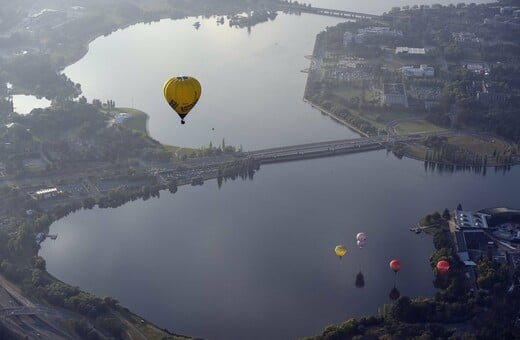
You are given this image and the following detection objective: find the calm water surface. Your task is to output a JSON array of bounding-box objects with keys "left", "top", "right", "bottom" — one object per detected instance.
[
  {"left": 64, "top": 15, "right": 355, "bottom": 150},
  {"left": 40, "top": 153, "right": 520, "bottom": 339},
  {"left": 12, "top": 95, "right": 51, "bottom": 115},
  {"left": 43, "top": 4, "right": 512, "bottom": 340}
]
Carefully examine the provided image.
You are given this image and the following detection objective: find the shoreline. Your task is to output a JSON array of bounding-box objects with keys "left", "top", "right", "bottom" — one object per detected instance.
[{"left": 303, "top": 98, "right": 370, "bottom": 138}]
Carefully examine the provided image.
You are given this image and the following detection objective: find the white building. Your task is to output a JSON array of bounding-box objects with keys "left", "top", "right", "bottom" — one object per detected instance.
[
  {"left": 455, "top": 210, "right": 490, "bottom": 229},
  {"left": 358, "top": 26, "right": 402, "bottom": 37},
  {"left": 109, "top": 113, "right": 130, "bottom": 127},
  {"left": 343, "top": 32, "right": 354, "bottom": 47},
  {"left": 395, "top": 47, "right": 426, "bottom": 55},
  {"left": 401, "top": 64, "right": 434, "bottom": 77},
  {"left": 32, "top": 187, "right": 62, "bottom": 200},
  {"left": 344, "top": 27, "right": 402, "bottom": 46}
]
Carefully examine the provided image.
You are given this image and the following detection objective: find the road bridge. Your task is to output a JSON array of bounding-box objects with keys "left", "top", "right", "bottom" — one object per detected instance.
[
  {"left": 0, "top": 306, "right": 58, "bottom": 317},
  {"left": 247, "top": 135, "right": 422, "bottom": 164},
  {"left": 276, "top": 4, "right": 380, "bottom": 19}
]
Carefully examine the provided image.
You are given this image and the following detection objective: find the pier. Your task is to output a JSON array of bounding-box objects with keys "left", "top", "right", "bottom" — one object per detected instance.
[{"left": 35, "top": 233, "right": 58, "bottom": 244}]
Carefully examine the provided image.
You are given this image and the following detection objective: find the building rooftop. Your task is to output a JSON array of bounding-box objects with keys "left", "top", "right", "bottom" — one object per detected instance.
[
  {"left": 383, "top": 83, "right": 405, "bottom": 95},
  {"left": 455, "top": 210, "right": 490, "bottom": 229},
  {"left": 395, "top": 47, "right": 426, "bottom": 54},
  {"left": 35, "top": 188, "right": 59, "bottom": 195}
]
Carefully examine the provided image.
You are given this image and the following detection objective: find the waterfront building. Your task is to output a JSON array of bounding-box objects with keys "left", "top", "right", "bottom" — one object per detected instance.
[
  {"left": 32, "top": 187, "right": 62, "bottom": 200},
  {"left": 455, "top": 210, "right": 490, "bottom": 229},
  {"left": 108, "top": 112, "right": 130, "bottom": 127}
]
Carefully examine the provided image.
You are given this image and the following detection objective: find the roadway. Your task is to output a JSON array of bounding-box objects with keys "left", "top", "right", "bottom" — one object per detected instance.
[
  {"left": 0, "top": 275, "right": 76, "bottom": 339},
  {"left": 276, "top": 4, "right": 380, "bottom": 19},
  {"left": 247, "top": 135, "right": 423, "bottom": 163}
]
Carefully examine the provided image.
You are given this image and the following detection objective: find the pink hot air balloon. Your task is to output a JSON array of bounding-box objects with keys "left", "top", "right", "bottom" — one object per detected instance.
[
  {"left": 356, "top": 232, "right": 367, "bottom": 242},
  {"left": 357, "top": 239, "right": 366, "bottom": 248}
]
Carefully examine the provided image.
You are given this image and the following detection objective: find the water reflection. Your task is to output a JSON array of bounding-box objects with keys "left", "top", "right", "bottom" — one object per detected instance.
[
  {"left": 389, "top": 286, "right": 401, "bottom": 301},
  {"left": 40, "top": 151, "right": 520, "bottom": 340},
  {"left": 423, "top": 160, "right": 513, "bottom": 176},
  {"left": 355, "top": 271, "right": 365, "bottom": 288}
]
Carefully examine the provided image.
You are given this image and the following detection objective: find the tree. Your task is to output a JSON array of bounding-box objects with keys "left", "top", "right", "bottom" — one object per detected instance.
[
  {"left": 31, "top": 256, "right": 46, "bottom": 270},
  {"left": 442, "top": 208, "right": 451, "bottom": 220},
  {"left": 391, "top": 296, "right": 414, "bottom": 322}
]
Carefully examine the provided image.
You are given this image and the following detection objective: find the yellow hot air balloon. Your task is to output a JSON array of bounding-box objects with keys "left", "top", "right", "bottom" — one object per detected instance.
[
  {"left": 163, "top": 76, "right": 202, "bottom": 124},
  {"left": 334, "top": 245, "right": 348, "bottom": 259}
]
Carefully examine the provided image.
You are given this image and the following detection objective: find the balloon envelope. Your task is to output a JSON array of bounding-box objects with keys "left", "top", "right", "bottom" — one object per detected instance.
[
  {"left": 389, "top": 259, "right": 401, "bottom": 273},
  {"left": 335, "top": 245, "right": 348, "bottom": 258},
  {"left": 163, "top": 76, "right": 202, "bottom": 124},
  {"left": 357, "top": 239, "right": 366, "bottom": 248},
  {"left": 356, "top": 232, "right": 367, "bottom": 242},
  {"left": 437, "top": 260, "right": 450, "bottom": 275}
]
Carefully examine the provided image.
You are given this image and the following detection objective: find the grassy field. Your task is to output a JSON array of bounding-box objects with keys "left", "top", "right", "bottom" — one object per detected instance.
[
  {"left": 395, "top": 121, "right": 446, "bottom": 134},
  {"left": 163, "top": 144, "right": 199, "bottom": 157},
  {"left": 405, "top": 134, "right": 515, "bottom": 165},
  {"left": 446, "top": 135, "right": 512, "bottom": 155}
]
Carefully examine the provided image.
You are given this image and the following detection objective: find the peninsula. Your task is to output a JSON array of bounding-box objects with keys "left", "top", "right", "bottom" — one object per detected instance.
[{"left": 303, "top": 1, "right": 520, "bottom": 170}]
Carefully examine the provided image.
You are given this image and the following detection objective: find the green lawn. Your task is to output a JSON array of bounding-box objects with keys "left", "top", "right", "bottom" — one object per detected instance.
[
  {"left": 446, "top": 135, "right": 511, "bottom": 155},
  {"left": 395, "top": 121, "right": 446, "bottom": 134}
]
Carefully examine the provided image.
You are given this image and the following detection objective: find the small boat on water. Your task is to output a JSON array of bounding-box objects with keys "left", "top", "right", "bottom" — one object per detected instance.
[{"left": 409, "top": 225, "right": 422, "bottom": 233}]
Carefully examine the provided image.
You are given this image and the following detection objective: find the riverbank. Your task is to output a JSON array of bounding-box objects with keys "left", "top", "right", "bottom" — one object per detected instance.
[{"left": 303, "top": 98, "right": 370, "bottom": 137}]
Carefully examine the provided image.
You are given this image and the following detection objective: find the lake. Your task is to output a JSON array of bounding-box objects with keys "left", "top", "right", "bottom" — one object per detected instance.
[
  {"left": 40, "top": 3, "right": 507, "bottom": 340},
  {"left": 40, "top": 151, "right": 520, "bottom": 339},
  {"left": 12, "top": 95, "right": 51, "bottom": 115}
]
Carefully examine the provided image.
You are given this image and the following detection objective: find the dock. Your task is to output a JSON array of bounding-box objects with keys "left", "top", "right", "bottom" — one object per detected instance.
[{"left": 35, "top": 233, "right": 58, "bottom": 245}]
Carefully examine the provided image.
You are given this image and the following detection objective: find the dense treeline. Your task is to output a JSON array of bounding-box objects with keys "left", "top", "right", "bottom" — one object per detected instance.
[{"left": 217, "top": 158, "right": 260, "bottom": 188}]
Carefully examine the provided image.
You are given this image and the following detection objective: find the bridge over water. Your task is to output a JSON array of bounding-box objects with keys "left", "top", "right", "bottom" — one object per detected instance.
[
  {"left": 247, "top": 135, "right": 422, "bottom": 164},
  {"left": 276, "top": 4, "right": 380, "bottom": 19}
]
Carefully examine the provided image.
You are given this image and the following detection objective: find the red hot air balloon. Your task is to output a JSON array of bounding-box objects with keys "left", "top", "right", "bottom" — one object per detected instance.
[
  {"left": 389, "top": 259, "right": 401, "bottom": 273},
  {"left": 437, "top": 260, "right": 450, "bottom": 275}
]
